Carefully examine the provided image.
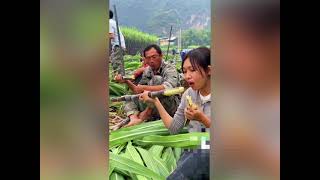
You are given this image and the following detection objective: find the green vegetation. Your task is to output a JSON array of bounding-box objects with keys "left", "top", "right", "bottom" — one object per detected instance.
[
  {"left": 182, "top": 29, "right": 211, "bottom": 48},
  {"left": 121, "top": 27, "right": 158, "bottom": 55},
  {"left": 112, "top": 0, "right": 210, "bottom": 36},
  {"left": 109, "top": 120, "right": 209, "bottom": 179}
]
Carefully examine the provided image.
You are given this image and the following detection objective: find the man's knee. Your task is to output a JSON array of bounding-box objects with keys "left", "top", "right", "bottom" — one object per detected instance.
[{"left": 124, "top": 102, "right": 139, "bottom": 116}]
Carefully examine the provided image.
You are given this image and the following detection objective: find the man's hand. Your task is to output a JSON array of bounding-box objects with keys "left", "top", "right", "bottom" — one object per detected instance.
[
  {"left": 185, "top": 106, "right": 204, "bottom": 122},
  {"left": 109, "top": 33, "right": 114, "bottom": 39},
  {"left": 138, "top": 107, "right": 153, "bottom": 121},
  {"left": 134, "top": 67, "right": 145, "bottom": 77},
  {"left": 124, "top": 114, "right": 143, "bottom": 127},
  {"left": 133, "top": 85, "right": 145, "bottom": 94},
  {"left": 114, "top": 74, "right": 126, "bottom": 83}
]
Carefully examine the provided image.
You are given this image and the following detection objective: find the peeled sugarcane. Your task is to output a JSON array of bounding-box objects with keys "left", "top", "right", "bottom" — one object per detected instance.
[
  {"left": 113, "top": 74, "right": 136, "bottom": 81},
  {"left": 184, "top": 95, "right": 198, "bottom": 126},
  {"left": 111, "top": 87, "right": 184, "bottom": 102}
]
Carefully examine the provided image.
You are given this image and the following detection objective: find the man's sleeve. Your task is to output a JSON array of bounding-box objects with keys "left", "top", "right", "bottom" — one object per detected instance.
[
  {"left": 162, "top": 65, "right": 180, "bottom": 89},
  {"left": 138, "top": 69, "right": 150, "bottom": 85},
  {"left": 109, "top": 20, "right": 114, "bottom": 33}
]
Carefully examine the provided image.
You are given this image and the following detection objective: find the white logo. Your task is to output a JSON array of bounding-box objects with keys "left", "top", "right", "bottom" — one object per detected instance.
[{"left": 201, "top": 136, "right": 210, "bottom": 149}]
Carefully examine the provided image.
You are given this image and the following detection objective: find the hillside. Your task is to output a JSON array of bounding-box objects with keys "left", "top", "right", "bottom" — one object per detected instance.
[{"left": 109, "top": 0, "right": 211, "bottom": 36}]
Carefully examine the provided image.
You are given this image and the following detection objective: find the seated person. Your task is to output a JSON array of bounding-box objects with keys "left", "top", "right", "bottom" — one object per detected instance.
[
  {"left": 140, "top": 47, "right": 211, "bottom": 134},
  {"left": 132, "top": 51, "right": 149, "bottom": 84},
  {"left": 140, "top": 47, "right": 212, "bottom": 179},
  {"left": 115, "top": 44, "right": 181, "bottom": 127}
]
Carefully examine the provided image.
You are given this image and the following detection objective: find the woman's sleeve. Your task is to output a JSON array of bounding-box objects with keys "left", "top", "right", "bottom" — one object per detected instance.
[{"left": 168, "top": 90, "right": 188, "bottom": 134}]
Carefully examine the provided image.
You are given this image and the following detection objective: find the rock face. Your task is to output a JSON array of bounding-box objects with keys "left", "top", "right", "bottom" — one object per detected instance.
[{"left": 110, "top": 0, "right": 211, "bottom": 36}]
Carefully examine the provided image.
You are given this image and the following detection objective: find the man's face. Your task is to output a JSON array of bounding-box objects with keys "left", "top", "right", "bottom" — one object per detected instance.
[{"left": 144, "top": 48, "right": 162, "bottom": 71}]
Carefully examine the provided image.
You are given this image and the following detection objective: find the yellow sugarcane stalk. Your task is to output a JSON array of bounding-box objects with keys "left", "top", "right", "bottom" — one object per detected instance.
[{"left": 184, "top": 95, "right": 198, "bottom": 126}]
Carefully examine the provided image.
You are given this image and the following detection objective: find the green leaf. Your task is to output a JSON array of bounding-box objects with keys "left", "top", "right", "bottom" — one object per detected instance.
[
  {"left": 113, "top": 167, "right": 130, "bottom": 177},
  {"left": 126, "top": 142, "right": 144, "bottom": 165},
  {"left": 134, "top": 132, "right": 209, "bottom": 148},
  {"left": 112, "top": 143, "right": 127, "bottom": 154},
  {"left": 136, "top": 147, "right": 160, "bottom": 175},
  {"left": 110, "top": 120, "right": 163, "bottom": 135},
  {"left": 152, "top": 155, "right": 170, "bottom": 177},
  {"left": 161, "top": 147, "right": 176, "bottom": 173},
  {"left": 114, "top": 154, "right": 131, "bottom": 177},
  {"left": 148, "top": 145, "right": 164, "bottom": 158},
  {"left": 109, "top": 153, "right": 165, "bottom": 180},
  {"left": 108, "top": 164, "right": 115, "bottom": 177},
  {"left": 173, "top": 147, "right": 182, "bottom": 161},
  {"left": 109, "top": 121, "right": 170, "bottom": 148},
  {"left": 110, "top": 172, "right": 125, "bottom": 180},
  {"left": 125, "top": 142, "right": 148, "bottom": 180},
  {"left": 125, "top": 141, "right": 147, "bottom": 180}
]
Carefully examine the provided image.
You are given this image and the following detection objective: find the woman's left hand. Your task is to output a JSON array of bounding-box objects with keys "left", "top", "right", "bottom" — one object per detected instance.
[
  {"left": 139, "top": 91, "right": 156, "bottom": 104},
  {"left": 185, "top": 106, "right": 203, "bottom": 122}
]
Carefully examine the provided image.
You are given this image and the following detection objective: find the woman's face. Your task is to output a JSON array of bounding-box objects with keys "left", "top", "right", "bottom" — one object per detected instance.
[{"left": 183, "top": 58, "right": 209, "bottom": 90}]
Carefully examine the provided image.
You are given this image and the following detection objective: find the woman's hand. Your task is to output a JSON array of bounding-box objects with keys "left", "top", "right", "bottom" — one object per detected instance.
[
  {"left": 185, "top": 106, "right": 204, "bottom": 122},
  {"left": 139, "top": 91, "right": 157, "bottom": 104}
]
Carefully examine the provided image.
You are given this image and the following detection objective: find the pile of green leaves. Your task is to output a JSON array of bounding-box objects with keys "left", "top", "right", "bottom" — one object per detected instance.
[
  {"left": 109, "top": 81, "right": 127, "bottom": 97},
  {"left": 109, "top": 120, "right": 209, "bottom": 179}
]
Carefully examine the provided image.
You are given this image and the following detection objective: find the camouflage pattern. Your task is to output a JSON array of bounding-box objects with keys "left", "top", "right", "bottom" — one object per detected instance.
[
  {"left": 110, "top": 46, "right": 123, "bottom": 76},
  {"left": 124, "top": 60, "right": 181, "bottom": 121}
]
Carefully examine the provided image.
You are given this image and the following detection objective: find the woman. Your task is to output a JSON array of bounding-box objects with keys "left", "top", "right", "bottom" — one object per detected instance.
[
  {"left": 140, "top": 46, "right": 211, "bottom": 134},
  {"left": 140, "top": 47, "right": 211, "bottom": 179}
]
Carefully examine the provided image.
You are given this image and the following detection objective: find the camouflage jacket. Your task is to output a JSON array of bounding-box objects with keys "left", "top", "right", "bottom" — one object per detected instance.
[{"left": 139, "top": 60, "right": 181, "bottom": 88}]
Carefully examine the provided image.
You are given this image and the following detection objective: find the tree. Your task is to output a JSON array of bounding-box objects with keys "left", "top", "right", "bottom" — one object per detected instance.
[{"left": 182, "top": 29, "right": 210, "bottom": 48}]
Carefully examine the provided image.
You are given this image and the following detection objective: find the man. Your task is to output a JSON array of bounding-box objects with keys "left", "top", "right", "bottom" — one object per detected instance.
[
  {"left": 109, "top": 10, "right": 126, "bottom": 75},
  {"left": 115, "top": 44, "right": 181, "bottom": 127}
]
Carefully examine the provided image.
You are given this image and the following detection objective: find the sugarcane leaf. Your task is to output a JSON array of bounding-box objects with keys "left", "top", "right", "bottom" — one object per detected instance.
[
  {"left": 112, "top": 143, "right": 127, "bottom": 154},
  {"left": 113, "top": 168, "right": 130, "bottom": 177},
  {"left": 114, "top": 154, "right": 131, "bottom": 177},
  {"left": 125, "top": 142, "right": 148, "bottom": 180},
  {"left": 134, "top": 132, "right": 209, "bottom": 148},
  {"left": 126, "top": 141, "right": 144, "bottom": 165},
  {"left": 109, "top": 153, "right": 165, "bottom": 180},
  {"left": 136, "top": 147, "right": 160, "bottom": 174},
  {"left": 111, "top": 120, "right": 163, "bottom": 135},
  {"left": 110, "top": 172, "right": 125, "bottom": 180},
  {"left": 109, "top": 127, "right": 170, "bottom": 148},
  {"left": 148, "top": 145, "right": 164, "bottom": 158},
  {"left": 174, "top": 147, "right": 182, "bottom": 161},
  {"left": 108, "top": 164, "right": 115, "bottom": 177},
  {"left": 161, "top": 147, "right": 176, "bottom": 173},
  {"left": 152, "top": 155, "right": 170, "bottom": 177}
]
